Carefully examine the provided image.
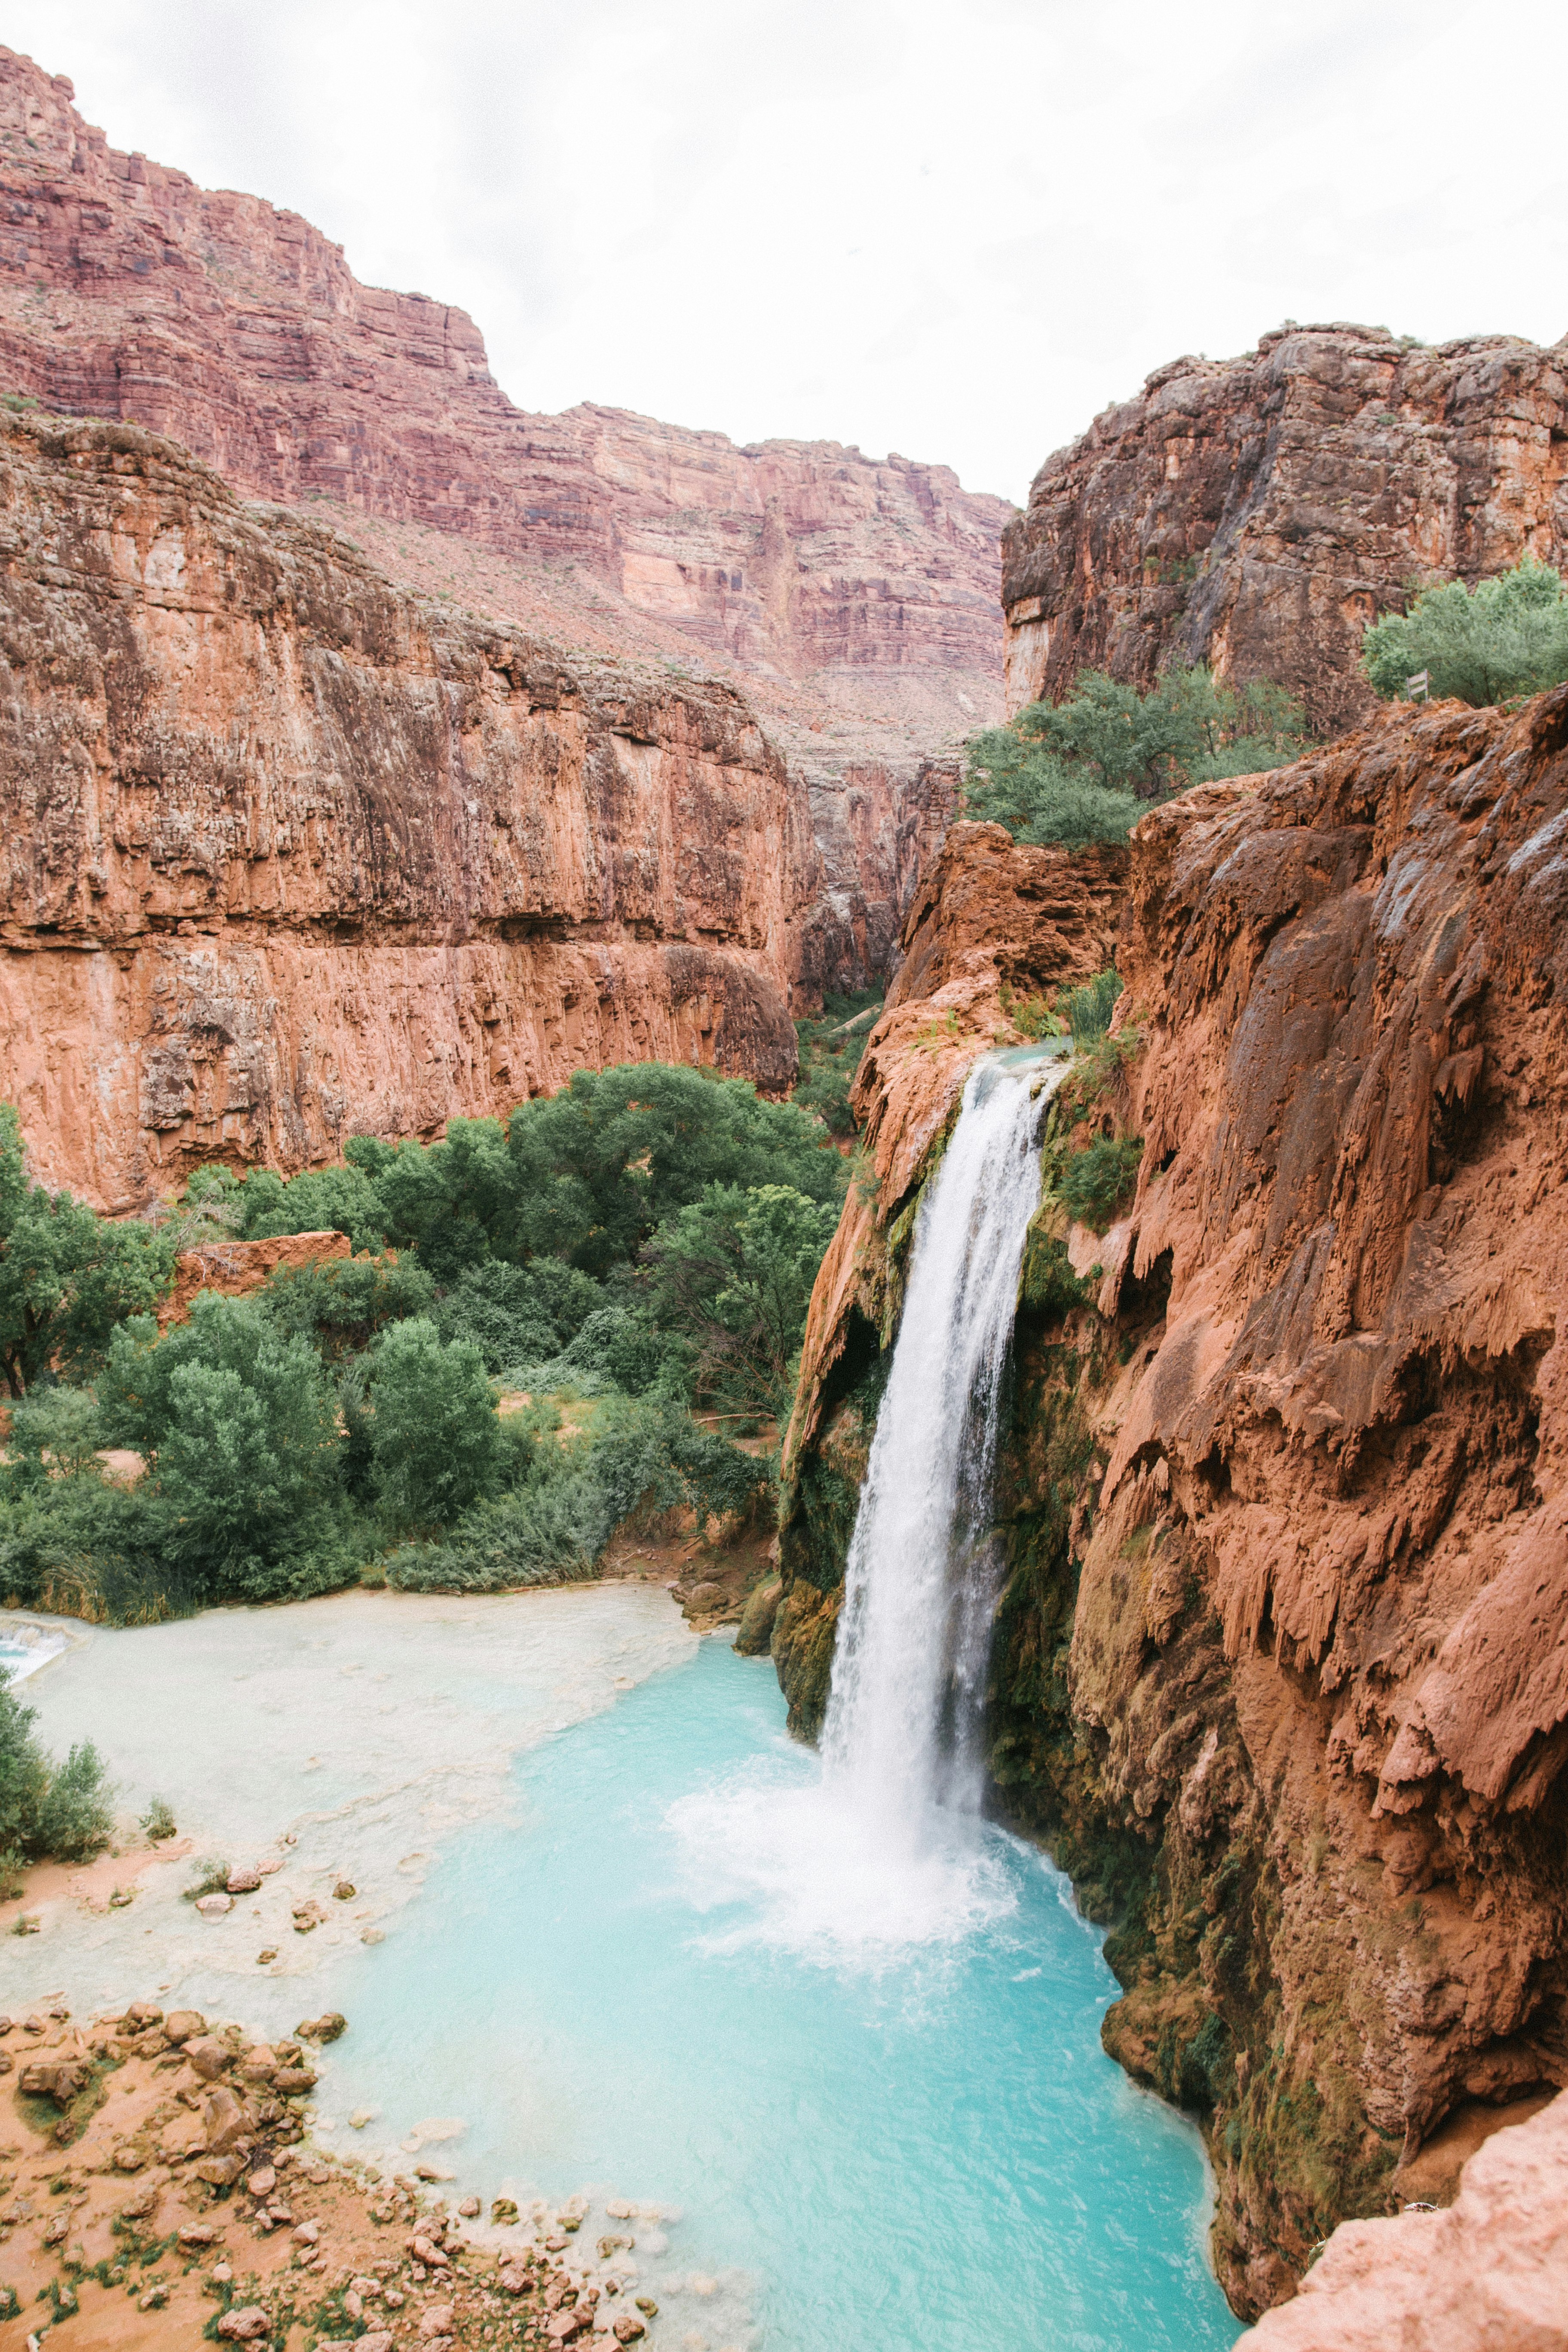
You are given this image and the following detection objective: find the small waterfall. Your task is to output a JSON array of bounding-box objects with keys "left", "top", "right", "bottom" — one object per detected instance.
[{"left": 822, "top": 1050, "right": 1067, "bottom": 1834}]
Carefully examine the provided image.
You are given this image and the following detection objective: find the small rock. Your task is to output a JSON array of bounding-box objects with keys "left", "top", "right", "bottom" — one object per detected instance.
[
  {"left": 545, "top": 2232, "right": 569, "bottom": 2251},
  {"left": 499, "top": 2265, "right": 529, "bottom": 2294},
  {"left": 193, "top": 2153, "right": 245, "bottom": 2188},
  {"left": 163, "top": 2009, "right": 205, "bottom": 2043},
  {"left": 333, "top": 1879, "right": 356, "bottom": 1900},
  {"left": 226, "top": 1867, "right": 262, "bottom": 1894},
  {"left": 138, "top": 2284, "right": 169, "bottom": 2311},
  {"left": 178, "top": 2223, "right": 217, "bottom": 2246},
  {"left": 420, "top": 2307, "right": 456, "bottom": 2338},
  {"left": 349, "top": 2108, "right": 375, "bottom": 2129},
  {"left": 605, "top": 2200, "right": 634, "bottom": 2220},
  {"left": 217, "top": 2309, "right": 271, "bottom": 2341},
  {"left": 123, "top": 2000, "right": 162, "bottom": 2026},
  {"left": 18, "top": 2059, "right": 88, "bottom": 2104},
  {"left": 296, "top": 2012, "right": 347, "bottom": 2043},
  {"left": 344, "top": 2288, "right": 364, "bottom": 2318},
  {"left": 457, "top": 2195, "right": 480, "bottom": 2218},
  {"left": 613, "top": 2321, "right": 646, "bottom": 2346},
  {"left": 293, "top": 2218, "right": 320, "bottom": 2245},
  {"left": 245, "top": 2165, "right": 277, "bottom": 2198},
  {"left": 634, "top": 2301, "right": 658, "bottom": 2318},
  {"left": 184, "top": 2037, "right": 233, "bottom": 2081},
  {"left": 272, "top": 2064, "right": 318, "bottom": 2093},
  {"left": 211, "top": 2261, "right": 234, "bottom": 2284},
  {"left": 195, "top": 1892, "right": 234, "bottom": 1918},
  {"left": 491, "top": 2197, "right": 520, "bottom": 2225},
  {"left": 598, "top": 2233, "right": 632, "bottom": 2259},
  {"left": 357, "top": 2337, "right": 395, "bottom": 2352}
]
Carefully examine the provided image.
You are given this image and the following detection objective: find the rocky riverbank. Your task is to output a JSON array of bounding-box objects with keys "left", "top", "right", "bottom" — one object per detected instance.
[{"left": 0, "top": 2000, "right": 658, "bottom": 2349}]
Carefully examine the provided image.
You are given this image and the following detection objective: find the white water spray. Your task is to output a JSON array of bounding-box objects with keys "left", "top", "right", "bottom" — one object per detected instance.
[{"left": 822, "top": 1049, "right": 1066, "bottom": 1832}]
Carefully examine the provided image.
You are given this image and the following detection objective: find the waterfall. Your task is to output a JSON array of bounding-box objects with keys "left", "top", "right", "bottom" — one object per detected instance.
[{"left": 822, "top": 1050, "right": 1066, "bottom": 1833}]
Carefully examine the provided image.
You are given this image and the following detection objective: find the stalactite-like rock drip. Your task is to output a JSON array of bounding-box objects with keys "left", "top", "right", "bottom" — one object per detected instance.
[
  {"left": 780, "top": 691, "right": 1568, "bottom": 2322},
  {"left": 0, "top": 413, "right": 814, "bottom": 1208}
]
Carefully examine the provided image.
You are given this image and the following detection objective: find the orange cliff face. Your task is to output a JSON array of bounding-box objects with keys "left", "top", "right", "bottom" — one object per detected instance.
[
  {"left": 0, "top": 413, "right": 817, "bottom": 1210},
  {"left": 777, "top": 690, "right": 1568, "bottom": 2318},
  {"left": 1003, "top": 322, "right": 1568, "bottom": 735},
  {"left": 0, "top": 46, "right": 1011, "bottom": 988}
]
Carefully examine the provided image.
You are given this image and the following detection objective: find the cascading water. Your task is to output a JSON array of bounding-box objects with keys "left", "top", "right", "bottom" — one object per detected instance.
[{"left": 822, "top": 1050, "right": 1066, "bottom": 1832}]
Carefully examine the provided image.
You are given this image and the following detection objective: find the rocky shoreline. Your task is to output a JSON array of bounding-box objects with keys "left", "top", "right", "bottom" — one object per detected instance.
[{"left": 0, "top": 1999, "right": 662, "bottom": 2349}]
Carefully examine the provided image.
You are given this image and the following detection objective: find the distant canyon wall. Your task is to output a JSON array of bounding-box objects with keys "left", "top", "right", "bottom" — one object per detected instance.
[
  {"left": 1004, "top": 322, "right": 1568, "bottom": 733},
  {"left": 0, "top": 43, "right": 1009, "bottom": 984},
  {"left": 0, "top": 413, "right": 814, "bottom": 1209}
]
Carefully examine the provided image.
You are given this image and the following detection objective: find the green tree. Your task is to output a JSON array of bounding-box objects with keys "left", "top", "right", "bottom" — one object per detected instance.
[
  {"left": 98, "top": 1294, "right": 346, "bottom": 1600},
  {"left": 0, "top": 1106, "right": 172, "bottom": 1395},
  {"left": 260, "top": 1253, "right": 436, "bottom": 1359},
  {"left": 1360, "top": 557, "right": 1568, "bottom": 706},
  {"left": 645, "top": 1182, "right": 840, "bottom": 1419},
  {"left": 964, "top": 664, "right": 1308, "bottom": 847},
  {"left": 368, "top": 1317, "right": 503, "bottom": 1533},
  {"left": 0, "top": 1679, "right": 112, "bottom": 1861}
]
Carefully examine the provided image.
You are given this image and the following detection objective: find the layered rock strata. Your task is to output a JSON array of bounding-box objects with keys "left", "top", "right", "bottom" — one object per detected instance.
[
  {"left": 1003, "top": 323, "right": 1568, "bottom": 733},
  {"left": 776, "top": 691, "right": 1568, "bottom": 2319},
  {"left": 0, "top": 411, "right": 812, "bottom": 1209},
  {"left": 0, "top": 46, "right": 1010, "bottom": 978}
]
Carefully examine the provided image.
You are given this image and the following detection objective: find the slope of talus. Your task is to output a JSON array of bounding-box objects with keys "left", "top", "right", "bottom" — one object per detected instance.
[
  {"left": 1004, "top": 321, "right": 1568, "bottom": 733},
  {"left": 775, "top": 690, "right": 1568, "bottom": 2321},
  {"left": 0, "top": 44, "right": 1010, "bottom": 983},
  {"left": 0, "top": 409, "right": 815, "bottom": 1210}
]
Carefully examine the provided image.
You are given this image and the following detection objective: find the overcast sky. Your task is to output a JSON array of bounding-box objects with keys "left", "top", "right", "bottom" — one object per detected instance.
[{"left": 7, "top": 0, "right": 1567, "bottom": 503}]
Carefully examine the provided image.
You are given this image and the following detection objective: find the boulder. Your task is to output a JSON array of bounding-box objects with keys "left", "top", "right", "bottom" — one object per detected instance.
[
  {"left": 164, "top": 2010, "right": 206, "bottom": 2043},
  {"left": 18, "top": 2059, "right": 88, "bottom": 2104},
  {"left": 226, "top": 1867, "right": 262, "bottom": 1894},
  {"left": 184, "top": 2036, "right": 233, "bottom": 2080},
  {"left": 297, "top": 2012, "right": 347, "bottom": 2044},
  {"left": 193, "top": 2153, "right": 245, "bottom": 2188},
  {"left": 217, "top": 2309, "right": 271, "bottom": 2341},
  {"left": 271, "top": 2064, "right": 318, "bottom": 2094},
  {"left": 202, "top": 2088, "right": 250, "bottom": 2154}
]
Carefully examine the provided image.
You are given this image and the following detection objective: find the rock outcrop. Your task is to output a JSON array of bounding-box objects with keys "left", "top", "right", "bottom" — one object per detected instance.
[
  {"left": 0, "top": 411, "right": 811, "bottom": 1208},
  {"left": 0, "top": 45, "right": 1011, "bottom": 981},
  {"left": 156, "top": 1232, "right": 351, "bottom": 1329},
  {"left": 1236, "top": 2089, "right": 1568, "bottom": 2350},
  {"left": 777, "top": 690, "right": 1568, "bottom": 2318},
  {"left": 1003, "top": 323, "right": 1568, "bottom": 733}
]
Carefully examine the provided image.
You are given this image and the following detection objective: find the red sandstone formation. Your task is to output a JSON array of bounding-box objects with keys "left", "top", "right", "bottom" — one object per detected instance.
[
  {"left": 1236, "top": 2089, "right": 1568, "bottom": 2350},
  {"left": 1003, "top": 323, "right": 1568, "bottom": 733},
  {"left": 156, "top": 1232, "right": 351, "bottom": 1330},
  {"left": 0, "top": 45, "right": 1010, "bottom": 983},
  {"left": 0, "top": 412, "right": 812, "bottom": 1210},
  {"left": 778, "top": 690, "right": 1568, "bottom": 2316}
]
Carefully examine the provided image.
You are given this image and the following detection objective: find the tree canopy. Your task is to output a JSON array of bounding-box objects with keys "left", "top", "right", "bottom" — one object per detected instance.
[{"left": 1361, "top": 557, "right": 1568, "bottom": 707}]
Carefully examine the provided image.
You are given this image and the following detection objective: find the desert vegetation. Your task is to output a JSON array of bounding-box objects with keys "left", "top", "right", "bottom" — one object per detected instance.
[
  {"left": 1361, "top": 555, "right": 1568, "bottom": 705},
  {"left": 0, "top": 1068, "right": 848, "bottom": 1619},
  {"left": 962, "top": 663, "right": 1308, "bottom": 846}
]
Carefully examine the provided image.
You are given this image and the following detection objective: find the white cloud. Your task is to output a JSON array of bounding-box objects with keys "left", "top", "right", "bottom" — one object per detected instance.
[{"left": 6, "top": 0, "right": 1565, "bottom": 503}]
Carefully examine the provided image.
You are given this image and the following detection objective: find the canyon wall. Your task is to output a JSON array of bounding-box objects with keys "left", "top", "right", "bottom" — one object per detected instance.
[
  {"left": 0, "top": 45, "right": 1010, "bottom": 981},
  {"left": 0, "top": 410, "right": 812, "bottom": 1209},
  {"left": 1003, "top": 323, "right": 1568, "bottom": 734},
  {"left": 775, "top": 692, "right": 1568, "bottom": 2320}
]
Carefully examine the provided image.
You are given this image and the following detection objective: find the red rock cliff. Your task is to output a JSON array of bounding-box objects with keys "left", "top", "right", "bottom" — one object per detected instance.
[
  {"left": 1003, "top": 323, "right": 1568, "bottom": 733},
  {"left": 0, "top": 45, "right": 1010, "bottom": 984},
  {"left": 778, "top": 692, "right": 1568, "bottom": 2318},
  {"left": 0, "top": 412, "right": 813, "bottom": 1209}
]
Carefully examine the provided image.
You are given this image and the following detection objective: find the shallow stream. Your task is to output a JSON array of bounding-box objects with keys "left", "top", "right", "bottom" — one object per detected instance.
[{"left": 9, "top": 1590, "right": 1238, "bottom": 2352}]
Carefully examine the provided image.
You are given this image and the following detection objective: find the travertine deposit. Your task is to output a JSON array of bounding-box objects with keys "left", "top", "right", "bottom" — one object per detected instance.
[
  {"left": 0, "top": 45, "right": 1010, "bottom": 980},
  {"left": 0, "top": 411, "right": 812, "bottom": 1209},
  {"left": 1004, "top": 323, "right": 1568, "bottom": 732},
  {"left": 777, "top": 691, "right": 1568, "bottom": 2317}
]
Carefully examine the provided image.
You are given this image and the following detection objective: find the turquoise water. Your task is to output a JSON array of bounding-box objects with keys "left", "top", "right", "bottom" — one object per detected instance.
[{"left": 331, "top": 1637, "right": 1240, "bottom": 2352}]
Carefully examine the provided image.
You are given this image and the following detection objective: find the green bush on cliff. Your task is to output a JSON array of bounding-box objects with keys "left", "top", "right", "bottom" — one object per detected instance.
[
  {"left": 1360, "top": 556, "right": 1568, "bottom": 706},
  {"left": 964, "top": 664, "right": 1308, "bottom": 847},
  {"left": 1057, "top": 1137, "right": 1144, "bottom": 1231}
]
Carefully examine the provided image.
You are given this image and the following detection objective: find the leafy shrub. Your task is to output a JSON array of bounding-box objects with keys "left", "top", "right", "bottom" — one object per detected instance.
[
  {"left": 432, "top": 1258, "right": 597, "bottom": 1372},
  {"left": 1061, "top": 969, "right": 1124, "bottom": 1045},
  {"left": 1361, "top": 557, "right": 1568, "bottom": 706},
  {"left": 98, "top": 1294, "right": 350, "bottom": 1604},
  {"left": 367, "top": 1317, "right": 502, "bottom": 1533},
  {"left": 792, "top": 989, "right": 883, "bottom": 1140},
  {"left": 1058, "top": 1138, "right": 1145, "bottom": 1231},
  {"left": 139, "top": 1795, "right": 177, "bottom": 1842},
  {"left": 0, "top": 1679, "right": 112, "bottom": 1861},
  {"left": 965, "top": 664, "right": 1308, "bottom": 847},
  {"left": 643, "top": 1182, "right": 841, "bottom": 1421},
  {"left": 260, "top": 1254, "right": 435, "bottom": 1358},
  {"left": 0, "top": 1105, "right": 172, "bottom": 1396}
]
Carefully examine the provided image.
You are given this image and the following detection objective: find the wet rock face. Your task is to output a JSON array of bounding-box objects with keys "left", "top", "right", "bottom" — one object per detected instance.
[
  {"left": 781, "top": 693, "right": 1568, "bottom": 2316},
  {"left": 0, "top": 415, "right": 807, "bottom": 1207},
  {"left": 1003, "top": 323, "right": 1568, "bottom": 734}
]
